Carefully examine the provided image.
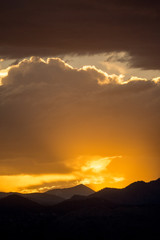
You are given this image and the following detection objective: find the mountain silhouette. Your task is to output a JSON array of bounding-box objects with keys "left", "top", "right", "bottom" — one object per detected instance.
[
  {"left": 91, "top": 178, "right": 160, "bottom": 205},
  {"left": 0, "top": 180, "right": 159, "bottom": 240},
  {"left": 51, "top": 195, "right": 115, "bottom": 215},
  {"left": 22, "top": 192, "right": 64, "bottom": 206},
  {"left": 0, "top": 194, "right": 42, "bottom": 212},
  {"left": 0, "top": 184, "right": 94, "bottom": 206},
  {"left": 0, "top": 192, "right": 9, "bottom": 199},
  {"left": 46, "top": 184, "right": 95, "bottom": 199}
]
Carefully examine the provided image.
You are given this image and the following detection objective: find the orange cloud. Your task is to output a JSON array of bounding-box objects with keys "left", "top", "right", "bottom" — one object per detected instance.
[{"left": 81, "top": 157, "right": 111, "bottom": 173}]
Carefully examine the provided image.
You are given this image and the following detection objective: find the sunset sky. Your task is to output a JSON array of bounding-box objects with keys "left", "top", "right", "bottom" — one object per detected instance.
[{"left": 0, "top": 0, "right": 160, "bottom": 193}]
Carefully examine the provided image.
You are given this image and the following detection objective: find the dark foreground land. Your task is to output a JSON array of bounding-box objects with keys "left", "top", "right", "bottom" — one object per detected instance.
[{"left": 0, "top": 179, "right": 160, "bottom": 240}]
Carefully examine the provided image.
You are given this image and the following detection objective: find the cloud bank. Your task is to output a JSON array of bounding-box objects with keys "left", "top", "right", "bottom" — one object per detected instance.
[{"left": 0, "top": 0, "right": 160, "bottom": 69}]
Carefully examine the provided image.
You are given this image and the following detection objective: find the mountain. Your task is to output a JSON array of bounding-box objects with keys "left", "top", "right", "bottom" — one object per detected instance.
[
  {"left": 0, "top": 181, "right": 159, "bottom": 240},
  {"left": 51, "top": 196, "right": 115, "bottom": 216},
  {"left": 0, "top": 194, "right": 42, "bottom": 212},
  {"left": 91, "top": 178, "right": 160, "bottom": 205},
  {"left": 0, "top": 192, "right": 64, "bottom": 206},
  {"left": 0, "top": 192, "right": 9, "bottom": 199},
  {"left": 0, "top": 184, "right": 94, "bottom": 206},
  {"left": 46, "top": 184, "right": 95, "bottom": 199},
  {"left": 22, "top": 192, "right": 64, "bottom": 206}
]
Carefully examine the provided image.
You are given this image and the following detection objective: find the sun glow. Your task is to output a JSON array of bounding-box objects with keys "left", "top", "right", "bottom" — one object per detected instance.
[
  {"left": 0, "top": 69, "right": 8, "bottom": 85},
  {"left": 0, "top": 174, "right": 76, "bottom": 193},
  {"left": 0, "top": 155, "right": 126, "bottom": 193},
  {"left": 81, "top": 157, "right": 111, "bottom": 173}
]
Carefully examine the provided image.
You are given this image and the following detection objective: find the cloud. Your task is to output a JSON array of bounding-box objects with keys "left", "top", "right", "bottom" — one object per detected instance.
[
  {"left": 153, "top": 77, "right": 160, "bottom": 83},
  {"left": 81, "top": 157, "right": 111, "bottom": 173},
  {"left": 0, "top": 1, "right": 160, "bottom": 70},
  {"left": 0, "top": 174, "right": 76, "bottom": 193},
  {"left": 0, "top": 57, "right": 160, "bottom": 191}
]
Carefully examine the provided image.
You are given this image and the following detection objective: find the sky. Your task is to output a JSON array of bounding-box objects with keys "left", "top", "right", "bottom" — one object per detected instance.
[{"left": 0, "top": 0, "right": 160, "bottom": 193}]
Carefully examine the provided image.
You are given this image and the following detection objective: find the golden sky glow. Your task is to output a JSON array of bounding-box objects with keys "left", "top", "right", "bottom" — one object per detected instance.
[
  {"left": 0, "top": 155, "right": 125, "bottom": 193},
  {"left": 0, "top": 174, "right": 77, "bottom": 193},
  {"left": 0, "top": 57, "right": 160, "bottom": 193},
  {"left": 81, "top": 156, "right": 111, "bottom": 173},
  {"left": 0, "top": 69, "right": 8, "bottom": 85}
]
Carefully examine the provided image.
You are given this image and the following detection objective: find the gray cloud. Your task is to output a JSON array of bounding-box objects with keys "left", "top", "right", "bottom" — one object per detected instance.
[{"left": 0, "top": 0, "right": 160, "bottom": 69}]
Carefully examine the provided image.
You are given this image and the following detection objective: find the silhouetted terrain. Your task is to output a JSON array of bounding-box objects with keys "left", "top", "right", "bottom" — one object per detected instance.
[
  {"left": 0, "top": 194, "right": 42, "bottom": 212},
  {"left": 0, "top": 179, "right": 159, "bottom": 240},
  {"left": 46, "top": 184, "right": 95, "bottom": 199},
  {"left": 22, "top": 192, "right": 64, "bottom": 206},
  {"left": 0, "top": 184, "right": 94, "bottom": 206},
  {"left": 0, "top": 192, "right": 9, "bottom": 199},
  {"left": 91, "top": 178, "right": 160, "bottom": 205}
]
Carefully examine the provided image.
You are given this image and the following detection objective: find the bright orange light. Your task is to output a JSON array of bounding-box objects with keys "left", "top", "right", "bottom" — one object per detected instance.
[
  {"left": 81, "top": 156, "right": 111, "bottom": 173},
  {"left": 0, "top": 174, "right": 76, "bottom": 193}
]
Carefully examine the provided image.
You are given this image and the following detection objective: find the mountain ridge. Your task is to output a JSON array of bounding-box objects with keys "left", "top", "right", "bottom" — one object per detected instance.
[
  {"left": 46, "top": 184, "right": 95, "bottom": 199},
  {"left": 0, "top": 179, "right": 159, "bottom": 206},
  {"left": 90, "top": 178, "right": 160, "bottom": 205}
]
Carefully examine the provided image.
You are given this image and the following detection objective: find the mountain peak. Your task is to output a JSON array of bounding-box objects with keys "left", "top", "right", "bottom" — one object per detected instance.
[
  {"left": 0, "top": 193, "right": 41, "bottom": 209},
  {"left": 91, "top": 178, "right": 160, "bottom": 205},
  {"left": 125, "top": 180, "right": 146, "bottom": 190},
  {"left": 46, "top": 184, "right": 95, "bottom": 199}
]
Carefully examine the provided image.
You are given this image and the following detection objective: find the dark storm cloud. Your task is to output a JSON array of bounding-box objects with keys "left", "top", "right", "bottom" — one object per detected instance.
[
  {"left": 0, "top": 57, "right": 160, "bottom": 177},
  {"left": 0, "top": 0, "right": 160, "bottom": 69}
]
